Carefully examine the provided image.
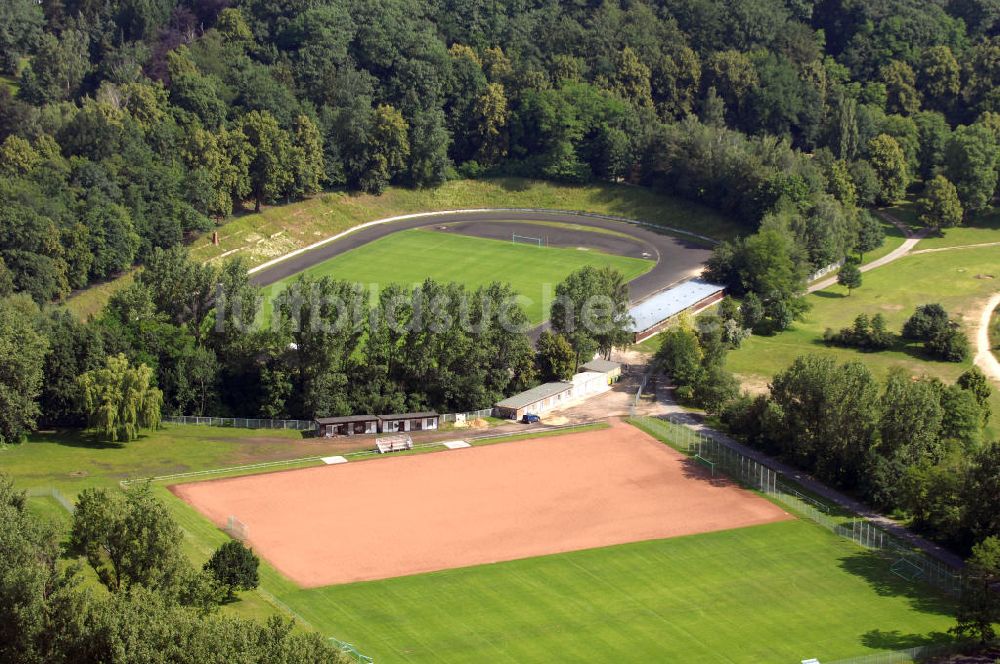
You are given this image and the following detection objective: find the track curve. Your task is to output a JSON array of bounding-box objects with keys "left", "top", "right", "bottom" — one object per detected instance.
[{"left": 248, "top": 210, "right": 713, "bottom": 306}]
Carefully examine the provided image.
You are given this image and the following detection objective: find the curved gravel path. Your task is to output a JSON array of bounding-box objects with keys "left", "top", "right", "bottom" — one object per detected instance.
[
  {"left": 975, "top": 293, "right": 1000, "bottom": 383},
  {"left": 807, "top": 211, "right": 928, "bottom": 294}
]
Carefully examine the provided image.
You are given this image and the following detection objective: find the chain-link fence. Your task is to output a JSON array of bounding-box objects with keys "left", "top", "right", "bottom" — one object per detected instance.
[
  {"left": 440, "top": 408, "right": 494, "bottom": 423},
  {"left": 164, "top": 416, "right": 315, "bottom": 430},
  {"left": 822, "top": 639, "right": 998, "bottom": 664},
  {"left": 629, "top": 415, "right": 964, "bottom": 596},
  {"left": 26, "top": 486, "right": 75, "bottom": 512},
  {"left": 329, "top": 637, "right": 374, "bottom": 664}
]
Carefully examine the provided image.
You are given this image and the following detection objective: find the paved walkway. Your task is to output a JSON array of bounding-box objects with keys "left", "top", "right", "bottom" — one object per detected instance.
[
  {"left": 807, "top": 211, "right": 928, "bottom": 294},
  {"left": 974, "top": 293, "right": 1000, "bottom": 383},
  {"left": 652, "top": 379, "right": 966, "bottom": 568}
]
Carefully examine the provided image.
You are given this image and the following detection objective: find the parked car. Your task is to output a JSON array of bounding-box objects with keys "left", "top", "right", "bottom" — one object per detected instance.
[{"left": 521, "top": 413, "right": 541, "bottom": 424}]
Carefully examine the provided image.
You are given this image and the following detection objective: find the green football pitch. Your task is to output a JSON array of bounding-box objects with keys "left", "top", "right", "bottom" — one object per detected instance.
[
  {"left": 259, "top": 228, "right": 654, "bottom": 325},
  {"left": 272, "top": 520, "right": 953, "bottom": 663}
]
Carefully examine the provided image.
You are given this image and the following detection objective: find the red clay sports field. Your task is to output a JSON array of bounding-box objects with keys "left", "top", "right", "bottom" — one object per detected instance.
[{"left": 170, "top": 419, "right": 790, "bottom": 587}]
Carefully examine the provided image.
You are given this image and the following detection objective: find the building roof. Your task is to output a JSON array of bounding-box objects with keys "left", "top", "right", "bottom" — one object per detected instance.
[
  {"left": 580, "top": 358, "right": 621, "bottom": 374},
  {"left": 378, "top": 411, "right": 438, "bottom": 420},
  {"left": 315, "top": 415, "right": 378, "bottom": 425},
  {"left": 495, "top": 382, "right": 573, "bottom": 410},
  {"left": 628, "top": 279, "right": 725, "bottom": 332}
]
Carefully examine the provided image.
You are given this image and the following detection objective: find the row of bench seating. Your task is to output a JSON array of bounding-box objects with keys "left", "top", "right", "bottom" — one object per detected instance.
[{"left": 375, "top": 435, "right": 414, "bottom": 454}]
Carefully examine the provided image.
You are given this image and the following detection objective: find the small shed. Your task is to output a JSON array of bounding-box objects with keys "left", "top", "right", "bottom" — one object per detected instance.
[
  {"left": 580, "top": 358, "right": 623, "bottom": 382},
  {"left": 378, "top": 411, "right": 439, "bottom": 433},
  {"left": 494, "top": 382, "right": 573, "bottom": 420},
  {"left": 316, "top": 415, "right": 379, "bottom": 437}
]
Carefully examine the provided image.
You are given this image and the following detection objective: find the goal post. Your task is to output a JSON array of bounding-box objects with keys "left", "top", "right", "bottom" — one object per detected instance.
[
  {"left": 512, "top": 233, "right": 545, "bottom": 247},
  {"left": 694, "top": 454, "right": 715, "bottom": 477},
  {"left": 225, "top": 515, "right": 249, "bottom": 541}
]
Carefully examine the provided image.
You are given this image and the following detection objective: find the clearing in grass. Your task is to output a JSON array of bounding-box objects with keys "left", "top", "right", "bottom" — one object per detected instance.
[{"left": 259, "top": 228, "right": 653, "bottom": 325}]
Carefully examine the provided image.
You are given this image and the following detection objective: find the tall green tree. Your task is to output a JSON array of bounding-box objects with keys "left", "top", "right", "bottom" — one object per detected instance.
[
  {"left": 69, "top": 482, "right": 187, "bottom": 594},
  {"left": 867, "top": 134, "right": 910, "bottom": 204},
  {"left": 238, "top": 111, "right": 295, "bottom": 211},
  {"left": 0, "top": 295, "right": 47, "bottom": 444},
  {"left": 952, "top": 536, "right": 1000, "bottom": 643},
  {"left": 943, "top": 123, "right": 999, "bottom": 214},
  {"left": 535, "top": 331, "right": 575, "bottom": 382},
  {"left": 204, "top": 540, "right": 259, "bottom": 601},
  {"left": 77, "top": 354, "right": 163, "bottom": 442},
  {"left": 917, "top": 175, "right": 964, "bottom": 231},
  {"left": 837, "top": 262, "right": 862, "bottom": 295}
]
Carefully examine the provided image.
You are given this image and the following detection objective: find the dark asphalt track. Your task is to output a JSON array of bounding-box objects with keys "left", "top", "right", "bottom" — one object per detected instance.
[{"left": 249, "top": 211, "right": 712, "bottom": 305}]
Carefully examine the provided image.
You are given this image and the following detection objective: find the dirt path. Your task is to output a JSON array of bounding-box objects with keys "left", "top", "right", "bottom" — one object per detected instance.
[
  {"left": 912, "top": 240, "right": 1000, "bottom": 255},
  {"left": 974, "top": 293, "right": 1000, "bottom": 383},
  {"left": 807, "top": 210, "right": 928, "bottom": 294}
]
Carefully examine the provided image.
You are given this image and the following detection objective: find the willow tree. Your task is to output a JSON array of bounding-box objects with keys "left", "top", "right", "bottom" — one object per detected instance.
[{"left": 77, "top": 354, "right": 163, "bottom": 442}]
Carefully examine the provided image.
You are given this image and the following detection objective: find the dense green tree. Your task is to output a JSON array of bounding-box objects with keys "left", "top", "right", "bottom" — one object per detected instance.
[
  {"left": 943, "top": 123, "right": 999, "bottom": 214},
  {"left": 70, "top": 482, "right": 188, "bottom": 594},
  {"left": 917, "top": 175, "right": 964, "bottom": 232},
  {"left": 274, "top": 276, "right": 366, "bottom": 418},
  {"left": 77, "top": 353, "right": 163, "bottom": 442},
  {"left": 769, "top": 355, "right": 881, "bottom": 487},
  {"left": 204, "top": 540, "right": 259, "bottom": 601},
  {"left": 238, "top": 111, "right": 295, "bottom": 211},
  {"left": 952, "top": 536, "right": 1000, "bottom": 643},
  {"left": 918, "top": 46, "right": 960, "bottom": 111},
  {"left": 38, "top": 309, "right": 105, "bottom": 427},
  {"left": 551, "top": 266, "right": 632, "bottom": 367},
  {"left": 881, "top": 60, "right": 921, "bottom": 116},
  {"left": 291, "top": 114, "right": 324, "bottom": 198},
  {"left": 535, "top": 331, "right": 576, "bottom": 382},
  {"left": 855, "top": 211, "right": 885, "bottom": 260},
  {"left": 18, "top": 30, "right": 89, "bottom": 104},
  {"left": 0, "top": 295, "right": 48, "bottom": 444},
  {"left": 837, "top": 262, "right": 862, "bottom": 295},
  {"left": 655, "top": 322, "right": 704, "bottom": 387},
  {"left": 903, "top": 303, "right": 951, "bottom": 342},
  {"left": 958, "top": 367, "right": 993, "bottom": 427},
  {"left": 0, "top": 0, "right": 43, "bottom": 74},
  {"left": 913, "top": 111, "right": 951, "bottom": 181},
  {"left": 866, "top": 134, "right": 910, "bottom": 204}
]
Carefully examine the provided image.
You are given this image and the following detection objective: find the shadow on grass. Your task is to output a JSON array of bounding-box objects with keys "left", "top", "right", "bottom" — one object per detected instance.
[
  {"left": 838, "top": 550, "right": 956, "bottom": 618},
  {"left": 813, "top": 290, "right": 847, "bottom": 299},
  {"left": 861, "top": 628, "right": 955, "bottom": 651},
  {"left": 30, "top": 428, "right": 135, "bottom": 450}
]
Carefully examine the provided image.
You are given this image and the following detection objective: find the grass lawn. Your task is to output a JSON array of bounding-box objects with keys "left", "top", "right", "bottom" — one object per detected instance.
[
  {"left": 726, "top": 245, "right": 1000, "bottom": 439},
  {"left": 259, "top": 228, "right": 653, "bottom": 325},
  {"left": 275, "top": 520, "right": 954, "bottom": 663},
  {"left": 6, "top": 420, "right": 958, "bottom": 662},
  {"left": 65, "top": 178, "right": 739, "bottom": 319},
  {"left": 885, "top": 201, "right": 1000, "bottom": 250}
]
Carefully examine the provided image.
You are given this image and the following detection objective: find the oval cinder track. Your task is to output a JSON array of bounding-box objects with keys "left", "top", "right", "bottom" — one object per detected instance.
[{"left": 249, "top": 209, "right": 714, "bottom": 306}]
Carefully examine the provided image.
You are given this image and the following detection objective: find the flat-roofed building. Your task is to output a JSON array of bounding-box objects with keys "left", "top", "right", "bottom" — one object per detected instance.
[
  {"left": 378, "top": 411, "right": 439, "bottom": 433},
  {"left": 494, "top": 381, "right": 573, "bottom": 420},
  {"left": 628, "top": 279, "right": 725, "bottom": 343},
  {"left": 315, "top": 415, "right": 379, "bottom": 437}
]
